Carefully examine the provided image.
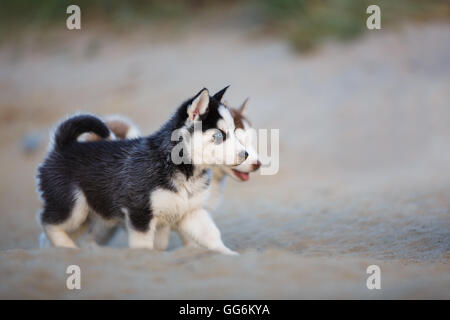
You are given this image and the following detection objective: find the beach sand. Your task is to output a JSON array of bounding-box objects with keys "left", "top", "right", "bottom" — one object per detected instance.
[{"left": 0, "top": 23, "right": 449, "bottom": 299}]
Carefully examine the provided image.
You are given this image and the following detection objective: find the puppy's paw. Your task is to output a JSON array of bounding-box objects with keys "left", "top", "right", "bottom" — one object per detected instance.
[{"left": 220, "top": 247, "right": 239, "bottom": 256}]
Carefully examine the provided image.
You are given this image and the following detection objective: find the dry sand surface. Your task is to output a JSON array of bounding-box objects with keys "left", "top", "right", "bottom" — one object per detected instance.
[{"left": 0, "top": 23, "right": 449, "bottom": 299}]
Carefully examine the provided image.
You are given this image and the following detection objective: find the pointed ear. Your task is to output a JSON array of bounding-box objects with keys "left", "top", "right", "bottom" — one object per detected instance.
[
  {"left": 213, "top": 85, "right": 230, "bottom": 102},
  {"left": 187, "top": 88, "right": 209, "bottom": 121},
  {"left": 239, "top": 97, "right": 249, "bottom": 114}
]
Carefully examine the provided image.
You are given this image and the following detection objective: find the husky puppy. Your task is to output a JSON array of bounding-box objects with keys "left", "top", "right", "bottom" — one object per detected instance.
[
  {"left": 77, "top": 99, "right": 261, "bottom": 249},
  {"left": 37, "top": 87, "right": 247, "bottom": 255}
]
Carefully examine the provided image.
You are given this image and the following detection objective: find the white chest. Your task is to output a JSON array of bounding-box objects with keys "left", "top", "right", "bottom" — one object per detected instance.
[{"left": 150, "top": 172, "right": 210, "bottom": 225}]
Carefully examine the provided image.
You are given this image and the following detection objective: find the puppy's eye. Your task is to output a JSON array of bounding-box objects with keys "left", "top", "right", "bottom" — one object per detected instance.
[{"left": 213, "top": 131, "right": 223, "bottom": 144}]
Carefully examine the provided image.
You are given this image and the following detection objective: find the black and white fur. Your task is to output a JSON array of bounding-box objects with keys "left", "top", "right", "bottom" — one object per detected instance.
[
  {"left": 37, "top": 88, "right": 247, "bottom": 255},
  {"left": 94, "top": 99, "right": 260, "bottom": 250},
  {"left": 83, "top": 99, "right": 260, "bottom": 249}
]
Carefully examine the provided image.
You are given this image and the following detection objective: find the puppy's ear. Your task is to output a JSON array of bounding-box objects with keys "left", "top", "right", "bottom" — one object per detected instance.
[
  {"left": 188, "top": 88, "right": 209, "bottom": 121},
  {"left": 239, "top": 97, "right": 249, "bottom": 114},
  {"left": 213, "top": 85, "right": 230, "bottom": 102}
]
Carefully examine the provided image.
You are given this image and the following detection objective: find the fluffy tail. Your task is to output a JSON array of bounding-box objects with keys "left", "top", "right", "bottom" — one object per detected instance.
[{"left": 54, "top": 114, "right": 111, "bottom": 149}]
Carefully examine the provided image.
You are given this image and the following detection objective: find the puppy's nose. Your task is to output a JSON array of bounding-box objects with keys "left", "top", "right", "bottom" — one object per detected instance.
[
  {"left": 239, "top": 150, "right": 249, "bottom": 161},
  {"left": 252, "top": 160, "right": 261, "bottom": 171}
]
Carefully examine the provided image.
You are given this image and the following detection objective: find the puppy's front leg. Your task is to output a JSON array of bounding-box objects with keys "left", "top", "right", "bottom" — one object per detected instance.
[
  {"left": 178, "top": 209, "right": 238, "bottom": 255},
  {"left": 179, "top": 231, "right": 199, "bottom": 248},
  {"left": 154, "top": 223, "right": 171, "bottom": 251}
]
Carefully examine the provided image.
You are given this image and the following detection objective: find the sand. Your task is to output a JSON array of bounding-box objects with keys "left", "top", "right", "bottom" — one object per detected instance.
[{"left": 0, "top": 22, "right": 449, "bottom": 299}]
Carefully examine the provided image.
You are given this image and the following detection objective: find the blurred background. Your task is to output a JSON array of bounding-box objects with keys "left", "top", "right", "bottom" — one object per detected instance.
[{"left": 0, "top": 0, "right": 449, "bottom": 299}]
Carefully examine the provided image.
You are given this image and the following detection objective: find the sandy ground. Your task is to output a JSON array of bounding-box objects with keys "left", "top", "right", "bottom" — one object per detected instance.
[{"left": 0, "top": 23, "right": 449, "bottom": 299}]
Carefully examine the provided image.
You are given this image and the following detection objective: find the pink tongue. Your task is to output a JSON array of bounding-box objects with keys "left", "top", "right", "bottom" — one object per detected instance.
[{"left": 233, "top": 170, "right": 249, "bottom": 181}]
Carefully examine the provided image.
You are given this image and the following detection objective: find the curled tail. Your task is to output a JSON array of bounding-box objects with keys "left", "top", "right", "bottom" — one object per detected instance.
[{"left": 54, "top": 114, "right": 111, "bottom": 149}]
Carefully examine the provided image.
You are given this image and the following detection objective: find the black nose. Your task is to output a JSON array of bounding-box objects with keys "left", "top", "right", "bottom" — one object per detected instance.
[{"left": 253, "top": 160, "right": 261, "bottom": 170}]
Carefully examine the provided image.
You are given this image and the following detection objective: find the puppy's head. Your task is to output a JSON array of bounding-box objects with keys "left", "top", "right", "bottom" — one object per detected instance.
[
  {"left": 220, "top": 98, "right": 261, "bottom": 182},
  {"left": 185, "top": 87, "right": 248, "bottom": 167}
]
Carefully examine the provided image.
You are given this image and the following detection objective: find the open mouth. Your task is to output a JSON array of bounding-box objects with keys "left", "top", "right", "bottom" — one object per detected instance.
[{"left": 231, "top": 169, "right": 249, "bottom": 181}]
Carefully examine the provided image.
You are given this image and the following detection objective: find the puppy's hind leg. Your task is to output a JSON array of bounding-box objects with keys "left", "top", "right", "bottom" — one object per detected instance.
[
  {"left": 40, "top": 190, "right": 90, "bottom": 249},
  {"left": 43, "top": 224, "right": 78, "bottom": 248},
  {"left": 77, "top": 215, "right": 119, "bottom": 247},
  {"left": 91, "top": 220, "right": 120, "bottom": 246},
  {"left": 154, "top": 223, "right": 171, "bottom": 251},
  {"left": 178, "top": 209, "right": 238, "bottom": 255}
]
